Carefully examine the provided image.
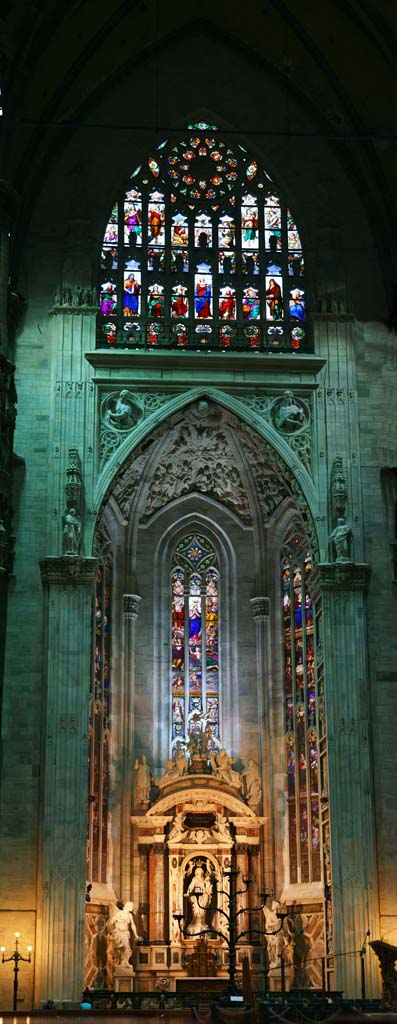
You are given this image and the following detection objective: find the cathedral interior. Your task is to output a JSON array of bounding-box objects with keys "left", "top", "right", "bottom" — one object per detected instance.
[{"left": 0, "top": 0, "right": 396, "bottom": 1011}]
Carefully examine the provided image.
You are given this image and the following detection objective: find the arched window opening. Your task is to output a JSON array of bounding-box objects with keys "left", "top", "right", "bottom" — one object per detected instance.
[
  {"left": 171, "top": 533, "right": 220, "bottom": 758},
  {"left": 281, "top": 523, "right": 320, "bottom": 884},
  {"left": 88, "top": 535, "right": 112, "bottom": 884},
  {"left": 98, "top": 121, "right": 308, "bottom": 353}
]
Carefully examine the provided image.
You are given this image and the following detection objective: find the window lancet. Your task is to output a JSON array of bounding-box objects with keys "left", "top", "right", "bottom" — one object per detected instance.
[
  {"left": 281, "top": 524, "right": 320, "bottom": 884},
  {"left": 171, "top": 533, "right": 220, "bottom": 758},
  {"left": 98, "top": 122, "right": 308, "bottom": 353}
]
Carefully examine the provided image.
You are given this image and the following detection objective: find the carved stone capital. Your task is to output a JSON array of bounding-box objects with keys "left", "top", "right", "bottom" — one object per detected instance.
[
  {"left": 40, "top": 556, "right": 98, "bottom": 587},
  {"left": 250, "top": 596, "right": 270, "bottom": 621},
  {"left": 123, "top": 593, "right": 142, "bottom": 618},
  {"left": 311, "top": 562, "right": 371, "bottom": 595}
]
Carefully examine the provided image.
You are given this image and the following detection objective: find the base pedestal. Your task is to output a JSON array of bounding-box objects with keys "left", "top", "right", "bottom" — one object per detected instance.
[{"left": 113, "top": 964, "right": 135, "bottom": 992}]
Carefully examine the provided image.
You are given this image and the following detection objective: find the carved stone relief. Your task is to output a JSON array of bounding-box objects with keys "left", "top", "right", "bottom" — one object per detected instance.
[
  {"left": 99, "top": 391, "right": 173, "bottom": 469},
  {"left": 241, "top": 391, "right": 312, "bottom": 474},
  {"left": 101, "top": 401, "right": 318, "bottom": 557}
]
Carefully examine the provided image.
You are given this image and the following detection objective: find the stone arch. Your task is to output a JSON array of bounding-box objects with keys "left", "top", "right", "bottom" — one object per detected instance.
[{"left": 93, "top": 389, "right": 319, "bottom": 566}]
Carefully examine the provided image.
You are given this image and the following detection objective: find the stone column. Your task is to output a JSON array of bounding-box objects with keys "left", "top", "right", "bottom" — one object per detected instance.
[
  {"left": 39, "top": 555, "right": 97, "bottom": 1004},
  {"left": 120, "top": 593, "right": 141, "bottom": 901},
  {"left": 250, "top": 597, "right": 272, "bottom": 887},
  {"left": 138, "top": 845, "right": 150, "bottom": 939},
  {"left": 311, "top": 562, "right": 380, "bottom": 997},
  {"left": 149, "top": 844, "right": 166, "bottom": 941}
]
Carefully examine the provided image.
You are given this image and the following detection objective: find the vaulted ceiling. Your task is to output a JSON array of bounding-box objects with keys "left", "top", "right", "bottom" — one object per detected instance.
[{"left": 2, "top": 0, "right": 397, "bottom": 306}]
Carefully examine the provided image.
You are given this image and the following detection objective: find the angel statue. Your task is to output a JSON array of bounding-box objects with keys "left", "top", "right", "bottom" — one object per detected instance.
[{"left": 108, "top": 900, "right": 142, "bottom": 967}]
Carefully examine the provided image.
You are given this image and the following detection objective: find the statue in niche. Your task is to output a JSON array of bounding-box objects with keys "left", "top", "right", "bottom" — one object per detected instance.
[
  {"left": 134, "top": 755, "right": 153, "bottom": 805},
  {"left": 273, "top": 391, "right": 306, "bottom": 433},
  {"left": 62, "top": 507, "right": 81, "bottom": 554},
  {"left": 210, "top": 748, "right": 241, "bottom": 788},
  {"left": 109, "top": 900, "right": 142, "bottom": 966},
  {"left": 185, "top": 859, "right": 213, "bottom": 936},
  {"left": 331, "top": 458, "right": 347, "bottom": 519},
  {"left": 241, "top": 759, "right": 262, "bottom": 808},
  {"left": 329, "top": 516, "right": 352, "bottom": 562},
  {"left": 106, "top": 390, "right": 137, "bottom": 430}
]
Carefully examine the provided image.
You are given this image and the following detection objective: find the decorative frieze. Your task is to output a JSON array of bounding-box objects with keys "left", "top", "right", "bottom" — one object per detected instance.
[{"left": 40, "top": 555, "right": 98, "bottom": 587}]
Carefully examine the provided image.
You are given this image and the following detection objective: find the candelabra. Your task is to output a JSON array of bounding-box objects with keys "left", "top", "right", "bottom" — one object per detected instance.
[
  {"left": 174, "top": 867, "right": 286, "bottom": 994},
  {"left": 1, "top": 932, "right": 32, "bottom": 1011}
]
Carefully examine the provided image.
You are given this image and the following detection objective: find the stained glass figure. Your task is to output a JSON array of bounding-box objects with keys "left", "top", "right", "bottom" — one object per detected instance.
[
  {"left": 98, "top": 124, "right": 309, "bottom": 351},
  {"left": 147, "top": 283, "right": 165, "bottom": 317},
  {"left": 242, "top": 286, "right": 260, "bottom": 320},
  {"left": 171, "top": 535, "right": 220, "bottom": 757},
  {"left": 281, "top": 526, "right": 319, "bottom": 884},
  {"left": 219, "top": 285, "right": 236, "bottom": 320},
  {"left": 287, "top": 209, "right": 302, "bottom": 250},
  {"left": 195, "top": 274, "right": 212, "bottom": 318},
  {"left": 172, "top": 212, "right": 189, "bottom": 247},
  {"left": 289, "top": 288, "right": 306, "bottom": 322},
  {"left": 171, "top": 284, "right": 188, "bottom": 318},
  {"left": 218, "top": 214, "right": 235, "bottom": 248},
  {"left": 195, "top": 212, "right": 212, "bottom": 248},
  {"left": 266, "top": 276, "right": 283, "bottom": 319},
  {"left": 148, "top": 192, "right": 165, "bottom": 245},
  {"left": 123, "top": 272, "right": 141, "bottom": 316},
  {"left": 100, "top": 280, "right": 117, "bottom": 316},
  {"left": 124, "top": 190, "right": 142, "bottom": 245},
  {"left": 241, "top": 195, "right": 259, "bottom": 249},
  {"left": 104, "top": 204, "right": 118, "bottom": 245}
]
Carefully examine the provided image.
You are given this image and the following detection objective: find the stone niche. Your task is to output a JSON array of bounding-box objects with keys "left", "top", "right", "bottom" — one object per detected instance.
[{"left": 131, "top": 775, "right": 267, "bottom": 991}]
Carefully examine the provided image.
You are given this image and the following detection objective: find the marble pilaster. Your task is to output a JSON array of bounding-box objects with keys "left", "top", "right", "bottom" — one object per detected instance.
[
  {"left": 311, "top": 561, "right": 379, "bottom": 997},
  {"left": 39, "top": 555, "right": 97, "bottom": 1003},
  {"left": 149, "top": 844, "right": 166, "bottom": 942}
]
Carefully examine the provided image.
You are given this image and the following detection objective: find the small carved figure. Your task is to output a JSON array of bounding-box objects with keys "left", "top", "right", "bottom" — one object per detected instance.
[
  {"left": 109, "top": 900, "right": 141, "bottom": 966},
  {"left": 175, "top": 747, "right": 188, "bottom": 775},
  {"left": 329, "top": 516, "right": 352, "bottom": 562},
  {"left": 107, "top": 391, "right": 136, "bottom": 430},
  {"left": 157, "top": 758, "right": 180, "bottom": 789},
  {"left": 274, "top": 391, "right": 305, "bottom": 433},
  {"left": 213, "top": 813, "right": 231, "bottom": 841},
  {"left": 210, "top": 748, "right": 241, "bottom": 788},
  {"left": 241, "top": 758, "right": 262, "bottom": 808},
  {"left": 134, "top": 754, "right": 152, "bottom": 805},
  {"left": 168, "top": 812, "right": 186, "bottom": 841},
  {"left": 331, "top": 459, "right": 347, "bottom": 519},
  {"left": 62, "top": 507, "right": 81, "bottom": 554}
]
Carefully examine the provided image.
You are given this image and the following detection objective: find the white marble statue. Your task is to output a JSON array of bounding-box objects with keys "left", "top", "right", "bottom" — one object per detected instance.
[
  {"left": 134, "top": 755, "right": 152, "bottom": 804},
  {"left": 263, "top": 900, "right": 283, "bottom": 969},
  {"left": 185, "top": 861, "right": 213, "bottom": 936},
  {"left": 157, "top": 758, "right": 180, "bottom": 789},
  {"left": 62, "top": 507, "right": 81, "bottom": 554},
  {"left": 210, "top": 747, "right": 241, "bottom": 788},
  {"left": 109, "top": 901, "right": 142, "bottom": 966}
]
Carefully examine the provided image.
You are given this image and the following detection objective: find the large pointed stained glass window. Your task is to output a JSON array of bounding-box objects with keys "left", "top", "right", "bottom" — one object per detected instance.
[
  {"left": 281, "top": 524, "right": 320, "bottom": 884},
  {"left": 98, "top": 121, "right": 308, "bottom": 353},
  {"left": 171, "top": 534, "right": 220, "bottom": 757}
]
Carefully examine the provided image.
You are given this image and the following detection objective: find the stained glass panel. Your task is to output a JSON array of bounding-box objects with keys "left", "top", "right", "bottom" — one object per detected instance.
[
  {"left": 282, "top": 527, "right": 319, "bottom": 884},
  {"left": 171, "top": 536, "right": 219, "bottom": 757},
  {"left": 98, "top": 124, "right": 309, "bottom": 351}
]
